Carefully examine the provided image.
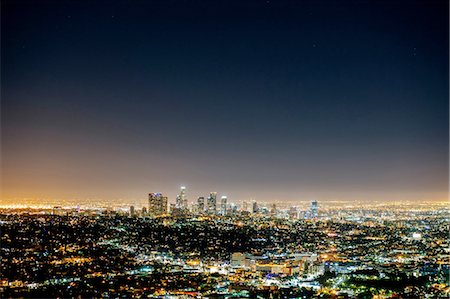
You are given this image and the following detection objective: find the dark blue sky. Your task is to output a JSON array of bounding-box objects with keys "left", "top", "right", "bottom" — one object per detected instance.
[{"left": 2, "top": 0, "right": 448, "bottom": 204}]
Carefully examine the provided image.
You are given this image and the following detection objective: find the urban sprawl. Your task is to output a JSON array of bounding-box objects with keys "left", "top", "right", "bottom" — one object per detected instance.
[{"left": 1, "top": 187, "right": 449, "bottom": 298}]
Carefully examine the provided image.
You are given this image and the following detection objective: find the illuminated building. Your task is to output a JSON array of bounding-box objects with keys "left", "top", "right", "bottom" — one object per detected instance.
[
  {"left": 220, "top": 196, "right": 227, "bottom": 215},
  {"left": 231, "top": 252, "right": 246, "bottom": 267},
  {"left": 311, "top": 200, "right": 318, "bottom": 218},
  {"left": 176, "top": 186, "right": 187, "bottom": 210},
  {"left": 148, "top": 192, "right": 168, "bottom": 216},
  {"left": 197, "top": 196, "right": 205, "bottom": 213},
  {"left": 252, "top": 201, "right": 259, "bottom": 213},
  {"left": 207, "top": 192, "right": 217, "bottom": 214}
]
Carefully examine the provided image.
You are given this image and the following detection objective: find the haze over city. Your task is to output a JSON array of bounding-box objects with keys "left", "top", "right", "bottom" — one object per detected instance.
[
  {"left": 1, "top": 1, "right": 449, "bottom": 298},
  {"left": 2, "top": 0, "right": 448, "bottom": 206}
]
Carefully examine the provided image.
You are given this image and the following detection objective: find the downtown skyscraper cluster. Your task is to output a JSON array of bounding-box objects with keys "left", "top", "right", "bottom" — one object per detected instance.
[
  {"left": 145, "top": 186, "right": 321, "bottom": 219},
  {"left": 147, "top": 186, "right": 228, "bottom": 216}
]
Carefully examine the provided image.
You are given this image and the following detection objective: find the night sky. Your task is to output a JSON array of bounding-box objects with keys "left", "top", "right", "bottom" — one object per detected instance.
[{"left": 2, "top": 0, "right": 448, "bottom": 205}]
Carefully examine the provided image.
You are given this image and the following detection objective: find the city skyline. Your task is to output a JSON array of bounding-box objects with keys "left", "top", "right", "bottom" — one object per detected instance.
[
  {"left": 3, "top": 200, "right": 448, "bottom": 298},
  {"left": 2, "top": 0, "right": 449, "bottom": 205},
  {"left": 1, "top": 1, "right": 448, "bottom": 296},
  {"left": 0, "top": 183, "right": 447, "bottom": 210}
]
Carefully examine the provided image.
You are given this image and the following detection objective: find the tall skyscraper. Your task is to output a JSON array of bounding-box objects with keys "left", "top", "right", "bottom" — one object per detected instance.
[
  {"left": 176, "top": 186, "right": 188, "bottom": 210},
  {"left": 220, "top": 196, "right": 227, "bottom": 215},
  {"left": 197, "top": 196, "right": 205, "bottom": 213},
  {"left": 148, "top": 193, "right": 168, "bottom": 216},
  {"left": 252, "top": 201, "right": 259, "bottom": 213},
  {"left": 311, "top": 200, "right": 318, "bottom": 218},
  {"left": 207, "top": 192, "right": 217, "bottom": 215},
  {"left": 130, "top": 205, "right": 135, "bottom": 217}
]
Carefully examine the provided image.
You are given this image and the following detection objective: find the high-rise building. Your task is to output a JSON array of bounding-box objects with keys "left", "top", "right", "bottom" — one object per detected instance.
[
  {"left": 220, "top": 196, "right": 227, "bottom": 215},
  {"left": 311, "top": 200, "right": 318, "bottom": 218},
  {"left": 130, "top": 205, "right": 135, "bottom": 217},
  {"left": 230, "top": 203, "right": 238, "bottom": 214},
  {"left": 176, "top": 186, "right": 187, "bottom": 210},
  {"left": 207, "top": 192, "right": 217, "bottom": 214},
  {"left": 148, "top": 193, "right": 168, "bottom": 216},
  {"left": 197, "top": 196, "right": 205, "bottom": 213},
  {"left": 252, "top": 201, "right": 259, "bottom": 213}
]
